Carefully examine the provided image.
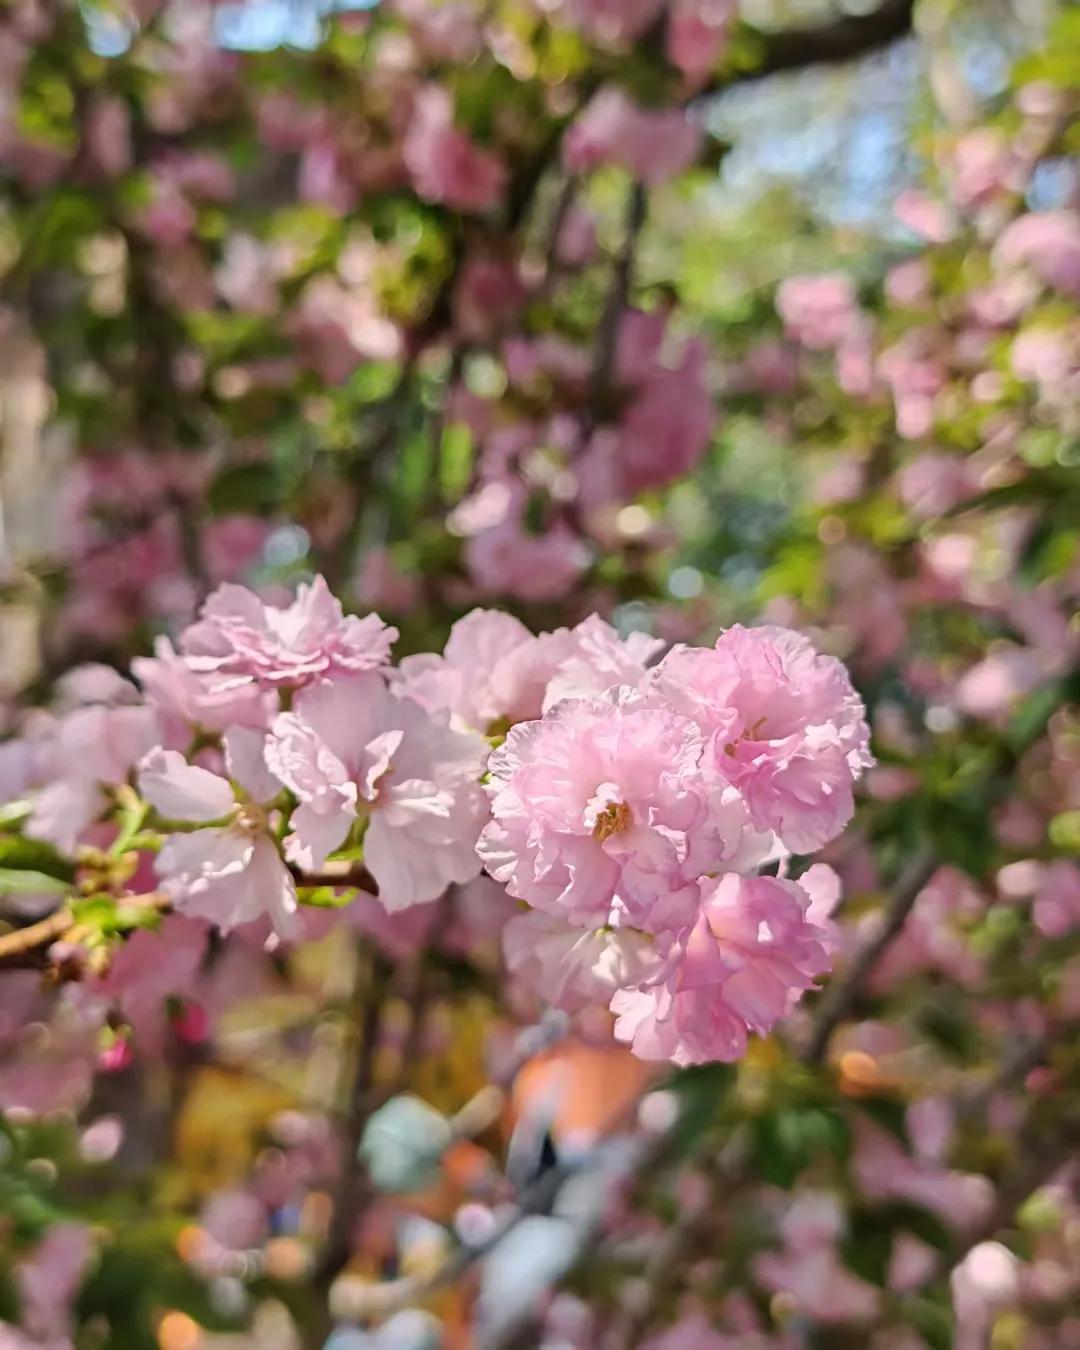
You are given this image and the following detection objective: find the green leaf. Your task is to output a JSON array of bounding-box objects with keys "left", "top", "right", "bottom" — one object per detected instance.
[
  {"left": 750, "top": 1106, "right": 850, "bottom": 1189},
  {"left": 661, "top": 1062, "right": 735, "bottom": 1160},
  {"left": 207, "top": 463, "right": 282, "bottom": 515},
  {"left": 0, "top": 868, "right": 70, "bottom": 895}
]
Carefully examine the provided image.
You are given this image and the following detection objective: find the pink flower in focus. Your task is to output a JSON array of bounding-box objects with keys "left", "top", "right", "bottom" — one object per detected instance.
[
  {"left": 611, "top": 872, "right": 832, "bottom": 1064},
  {"left": 479, "top": 686, "right": 765, "bottom": 933},
  {"left": 775, "top": 273, "right": 860, "bottom": 351},
  {"left": 134, "top": 636, "right": 274, "bottom": 746},
  {"left": 180, "top": 577, "right": 397, "bottom": 693},
  {"left": 563, "top": 87, "right": 701, "bottom": 187},
  {"left": 649, "top": 625, "right": 872, "bottom": 852},
  {"left": 396, "top": 608, "right": 559, "bottom": 732},
  {"left": 503, "top": 909, "right": 660, "bottom": 1014},
  {"left": 403, "top": 86, "right": 506, "bottom": 213},
  {"left": 266, "top": 676, "right": 488, "bottom": 909},
  {"left": 542, "top": 614, "right": 663, "bottom": 710},
  {"left": 139, "top": 733, "right": 298, "bottom": 938}
]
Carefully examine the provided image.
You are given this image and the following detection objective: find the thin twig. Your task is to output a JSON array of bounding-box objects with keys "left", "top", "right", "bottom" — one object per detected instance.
[
  {"left": 803, "top": 846, "right": 939, "bottom": 1063},
  {"left": 0, "top": 906, "right": 74, "bottom": 961},
  {"left": 0, "top": 891, "right": 170, "bottom": 964}
]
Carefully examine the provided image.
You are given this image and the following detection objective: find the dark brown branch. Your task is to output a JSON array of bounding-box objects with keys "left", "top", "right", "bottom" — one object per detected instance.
[
  {"left": 718, "top": 0, "right": 917, "bottom": 91},
  {"left": 307, "top": 947, "right": 394, "bottom": 1348},
  {"left": 589, "top": 180, "right": 648, "bottom": 414},
  {"left": 804, "top": 845, "right": 938, "bottom": 1063}
]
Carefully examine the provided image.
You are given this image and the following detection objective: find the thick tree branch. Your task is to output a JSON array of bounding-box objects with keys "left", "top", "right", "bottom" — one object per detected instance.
[{"left": 720, "top": 0, "right": 917, "bottom": 91}]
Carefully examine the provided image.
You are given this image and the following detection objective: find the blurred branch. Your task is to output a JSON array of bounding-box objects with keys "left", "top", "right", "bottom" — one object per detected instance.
[
  {"left": 307, "top": 945, "right": 393, "bottom": 1347},
  {"left": 719, "top": 0, "right": 918, "bottom": 91},
  {"left": 589, "top": 181, "right": 648, "bottom": 415},
  {"left": 607, "top": 1126, "right": 750, "bottom": 1350},
  {"left": 803, "top": 845, "right": 939, "bottom": 1063}
]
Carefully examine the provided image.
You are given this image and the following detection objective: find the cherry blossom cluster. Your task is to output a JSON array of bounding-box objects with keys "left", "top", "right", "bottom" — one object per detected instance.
[
  {"left": 3, "top": 577, "right": 871, "bottom": 1066},
  {"left": 481, "top": 621, "right": 871, "bottom": 1063}
]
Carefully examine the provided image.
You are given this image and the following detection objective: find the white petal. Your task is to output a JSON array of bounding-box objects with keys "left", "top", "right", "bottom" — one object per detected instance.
[{"left": 138, "top": 748, "right": 235, "bottom": 823}]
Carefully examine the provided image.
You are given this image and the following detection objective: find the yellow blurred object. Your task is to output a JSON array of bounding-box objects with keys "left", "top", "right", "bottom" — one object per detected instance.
[
  {"left": 174, "top": 1068, "right": 294, "bottom": 1194},
  {"left": 411, "top": 994, "right": 498, "bottom": 1113}
]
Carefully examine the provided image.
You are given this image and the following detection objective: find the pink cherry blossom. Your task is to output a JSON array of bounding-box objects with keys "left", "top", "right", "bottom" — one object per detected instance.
[
  {"left": 894, "top": 189, "right": 955, "bottom": 243},
  {"left": 775, "top": 274, "right": 860, "bottom": 351},
  {"left": 139, "top": 731, "right": 297, "bottom": 938},
  {"left": 666, "top": 0, "right": 735, "bottom": 86},
  {"left": 93, "top": 915, "right": 210, "bottom": 1053},
  {"left": 395, "top": 608, "right": 560, "bottom": 732},
  {"left": 15, "top": 1224, "right": 92, "bottom": 1347},
  {"left": 611, "top": 872, "right": 833, "bottom": 1064},
  {"left": 1032, "top": 860, "right": 1080, "bottom": 939},
  {"left": 541, "top": 614, "right": 663, "bottom": 710},
  {"left": 134, "top": 636, "right": 274, "bottom": 745},
  {"left": 563, "top": 88, "right": 701, "bottom": 187},
  {"left": 25, "top": 702, "right": 159, "bottom": 853},
  {"left": 615, "top": 337, "right": 715, "bottom": 492},
  {"left": 465, "top": 502, "right": 590, "bottom": 603},
  {"left": 502, "top": 909, "right": 660, "bottom": 1014},
  {"left": 266, "top": 675, "right": 488, "bottom": 909},
  {"left": 403, "top": 85, "right": 506, "bottom": 213},
  {"left": 180, "top": 577, "right": 397, "bottom": 693},
  {"left": 558, "top": 0, "right": 664, "bottom": 49},
  {"left": 479, "top": 686, "right": 765, "bottom": 933},
  {"left": 649, "top": 625, "right": 872, "bottom": 853},
  {"left": 993, "top": 211, "right": 1080, "bottom": 299}
]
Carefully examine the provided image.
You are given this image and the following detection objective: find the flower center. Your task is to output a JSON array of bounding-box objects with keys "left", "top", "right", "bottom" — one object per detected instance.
[
  {"left": 592, "top": 799, "right": 633, "bottom": 843},
  {"left": 235, "top": 802, "right": 268, "bottom": 834}
]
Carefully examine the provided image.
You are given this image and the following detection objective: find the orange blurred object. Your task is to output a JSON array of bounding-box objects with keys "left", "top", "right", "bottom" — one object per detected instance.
[
  {"left": 157, "top": 1311, "right": 202, "bottom": 1350},
  {"left": 510, "top": 1038, "right": 657, "bottom": 1150}
]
